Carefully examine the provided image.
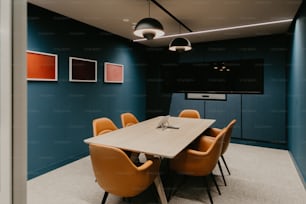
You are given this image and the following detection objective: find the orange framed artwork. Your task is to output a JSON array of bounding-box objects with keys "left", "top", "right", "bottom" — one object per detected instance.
[
  {"left": 27, "top": 50, "right": 58, "bottom": 81},
  {"left": 104, "top": 62, "right": 124, "bottom": 83}
]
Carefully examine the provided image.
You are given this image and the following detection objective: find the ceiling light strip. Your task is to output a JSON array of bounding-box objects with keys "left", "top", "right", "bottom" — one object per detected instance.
[{"left": 134, "top": 19, "right": 293, "bottom": 42}]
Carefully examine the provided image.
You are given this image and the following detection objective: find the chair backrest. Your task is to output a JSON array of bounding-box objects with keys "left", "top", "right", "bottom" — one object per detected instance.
[
  {"left": 170, "top": 128, "right": 225, "bottom": 177},
  {"left": 89, "top": 143, "right": 160, "bottom": 197},
  {"left": 221, "top": 119, "right": 237, "bottom": 155},
  {"left": 121, "top": 112, "right": 139, "bottom": 128},
  {"left": 92, "top": 117, "right": 118, "bottom": 136},
  {"left": 178, "top": 109, "right": 201, "bottom": 118}
]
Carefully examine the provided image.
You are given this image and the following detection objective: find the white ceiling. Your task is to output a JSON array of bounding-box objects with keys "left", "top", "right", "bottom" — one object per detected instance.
[{"left": 28, "top": 0, "right": 302, "bottom": 47}]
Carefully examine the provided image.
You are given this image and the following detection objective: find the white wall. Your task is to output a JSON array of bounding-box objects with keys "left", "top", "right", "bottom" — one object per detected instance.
[
  {"left": 0, "top": 0, "right": 13, "bottom": 203},
  {"left": 0, "top": 0, "right": 27, "bottom": 203}
]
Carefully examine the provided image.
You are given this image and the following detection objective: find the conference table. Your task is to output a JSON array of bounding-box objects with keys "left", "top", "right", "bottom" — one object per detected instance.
[{"left": 84, "top": 116, "right": 215, "bottom": 204}]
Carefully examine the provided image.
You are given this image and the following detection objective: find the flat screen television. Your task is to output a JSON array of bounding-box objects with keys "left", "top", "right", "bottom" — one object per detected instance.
[{"left": 161, "top": 59, "right": 264, "bottom": 94}]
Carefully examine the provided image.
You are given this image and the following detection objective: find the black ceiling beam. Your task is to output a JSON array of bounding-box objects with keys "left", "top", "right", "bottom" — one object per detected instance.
[{"left": 151, "top": 0, "right": 193, "bottom": 32}]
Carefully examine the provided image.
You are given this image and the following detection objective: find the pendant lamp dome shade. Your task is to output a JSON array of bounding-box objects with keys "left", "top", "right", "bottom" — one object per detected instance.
[
  {"left": 134, "top": 17, "right": 165, "bottom": 40},
  {"left": 169, "top": 37, "right": 192, "bottom": 52}
]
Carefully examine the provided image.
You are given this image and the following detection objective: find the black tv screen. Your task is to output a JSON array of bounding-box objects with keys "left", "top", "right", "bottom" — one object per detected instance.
[{"left": 161, "top": 59, "right": 264, "bottom": 94}]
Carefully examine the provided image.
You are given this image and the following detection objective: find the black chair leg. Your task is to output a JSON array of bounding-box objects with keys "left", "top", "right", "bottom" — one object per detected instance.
[
  {"left": 218, "top": 160, "right": 227, "bottom": 186},
  {"left": 101, "top": 192, "right": 109, "bottom": 204},
  {"left": 167, "top": 173, "right": 187, "bottom": 201},
  {"left": 166, "top": 171, "right": 174, "bottom": 201},
  {"left": 221, "top": 155, "right": 231, "bottom": 175},
  {"left": 123, "top": 197, "right": 132, "bottom": 203},
  {"left": 204, "top": 176, "right": 213, "bottom": 204},
  {"left": 210, "top": 173, "right": 221, "bottom": 195},
  {"left": 162, "top": 159, "right": 173, "bottom": 201}
]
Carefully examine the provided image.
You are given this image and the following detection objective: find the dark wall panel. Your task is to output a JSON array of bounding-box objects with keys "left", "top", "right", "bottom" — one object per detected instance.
[
  {"left": 169, "top": 93, "right": 205, "bottom": 117},
  {"left": 242, "top": 49, "right": 287, "bottom": 143},
  {"left": 205, "top": 95, "right": 242, "bottom": 139},
  {"left": 147, "top": 35, "right": 289, "bottom": 148}
]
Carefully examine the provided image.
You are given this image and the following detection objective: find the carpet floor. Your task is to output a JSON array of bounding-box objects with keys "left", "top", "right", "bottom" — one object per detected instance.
[{"left": 27, "top": 143, "right": 306, "bottom": 204}]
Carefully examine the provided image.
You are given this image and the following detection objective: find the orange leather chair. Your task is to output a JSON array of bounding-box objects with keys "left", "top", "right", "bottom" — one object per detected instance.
[
  {"left": 120, "top": 112, "right": 143, "bottom": 162},
  {"left": 92, "top": 117, "right": 118, "bottom": 136},
  {"left": 178, "top": 109, "right": 201, "bottom": 118},
  {"left": 92, "top": 117, "right": 137, "bottom": 160},
  {"left": 204, "top": 119, "right": 237, "bottom": 186},
  {"left": 178, "top": 109, "right": 201, "bottom": 148},
  {"left": 89, "top": 143, "right": 161, "bottom": 204},
  {"left": 169, "top": 129, "right": 226, "bottom": 204},
  {"left": 120, "top": 112, "right": 139, "bottom": 127}
]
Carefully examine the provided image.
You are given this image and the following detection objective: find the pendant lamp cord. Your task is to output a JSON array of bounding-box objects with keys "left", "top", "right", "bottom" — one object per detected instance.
[{"left": 148, "top": 0, "right": 151, "bottom": 17}]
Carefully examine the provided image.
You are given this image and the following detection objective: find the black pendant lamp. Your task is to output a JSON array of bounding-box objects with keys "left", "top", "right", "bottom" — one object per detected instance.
[
  {"left": 134, "top": 18, "right": 164, "bottom": 40},
  {"left": 169, "top": 37, "right": 192, "bottom": 52},
  {"left": 133, "top": 0, "right": 165, "bottom": 40}
]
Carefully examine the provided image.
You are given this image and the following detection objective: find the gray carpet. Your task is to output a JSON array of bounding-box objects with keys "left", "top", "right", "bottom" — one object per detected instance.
[{"left": 27, "top": 144, "right": 306, "bottom": 204}]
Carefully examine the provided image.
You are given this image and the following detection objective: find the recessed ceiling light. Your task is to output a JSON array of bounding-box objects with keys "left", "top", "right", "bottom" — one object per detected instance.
[{"left": 123, "top": 18, "right": 130, "bottom": 22}]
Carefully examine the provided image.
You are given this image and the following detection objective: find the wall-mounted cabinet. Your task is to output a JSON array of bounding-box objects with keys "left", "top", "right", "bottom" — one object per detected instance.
[
  {"left": 205, "top": 94, "right": 241, "bottom": 139},
  {"left": 168, "top": 92, "right": 286, "bottom": 147}
]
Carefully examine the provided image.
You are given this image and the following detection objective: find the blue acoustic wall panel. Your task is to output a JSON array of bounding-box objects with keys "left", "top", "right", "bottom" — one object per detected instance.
[
  {"left": 169, "top": 93, "right": 205, "bottom": 117},
  {"left": 205, "top": 95, "right": 241, "bottom": 139},
  {"left": 242, "top": 45, "right": 287, "bottom": 144},
  {"left": 289, "top": 2, "right": 306, "bottom": 183},
  {"left": 27, "top": 4, "right": 147, "bottom": 179}
]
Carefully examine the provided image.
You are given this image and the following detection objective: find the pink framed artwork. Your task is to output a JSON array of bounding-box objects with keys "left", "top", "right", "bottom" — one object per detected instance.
[
  {"left": 104, "top": 62, "right": 124, "bottom": 83},
  {"left": 27, "top": 50, "right": 58, "bottom": 81}
]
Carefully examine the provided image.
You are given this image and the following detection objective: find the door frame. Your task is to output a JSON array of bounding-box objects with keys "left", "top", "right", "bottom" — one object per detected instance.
[{"left": 0, "top": 0, "right": 27, "bottom": 204}]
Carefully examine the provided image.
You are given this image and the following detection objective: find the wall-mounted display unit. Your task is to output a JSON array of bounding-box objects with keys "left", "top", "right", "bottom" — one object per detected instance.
[
  {"left": 27, "top": 50, "right": 58, "bottom": 81},
  {"left": 186, "top": 93, "right": 227, "bottom": 100},
  {"left": 161, "top": 59, "right": 264, "bottom": 94},
  {"left": 104, "top": 62, "right": 124, "bottom": 83},
  {"left": 69, "top": 57, "right": 97, "bottom": 82}
]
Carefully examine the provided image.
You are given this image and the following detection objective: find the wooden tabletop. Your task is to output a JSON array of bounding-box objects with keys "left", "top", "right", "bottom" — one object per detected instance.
[{"left": 84, "top": 116, "right": 215, "bottom": 158}]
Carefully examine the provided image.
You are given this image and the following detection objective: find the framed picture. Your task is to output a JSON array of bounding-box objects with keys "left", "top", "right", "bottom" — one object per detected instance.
[
  {"left": 69, "top": 57, "right": 97, "bottom": 82},
  {"left": 104, "top": 62, "right": 124, "bottom": 83},
  {"left": 27, "top": 50, "right": 58, "bottom": 81}
]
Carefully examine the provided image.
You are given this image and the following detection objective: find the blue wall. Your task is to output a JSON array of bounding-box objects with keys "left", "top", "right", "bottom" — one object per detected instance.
[
  {"left": 289, "top": 2, "right": 306, "bottom": 183},
  {"left": 146, "top": 35, "right": 289, "bottom": 149},
  {"left": 27, "top": 4, "right": 147, "bottom": 179},
  {"left": 28, "top": 3, "right": 306, "bottom": 184}
]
